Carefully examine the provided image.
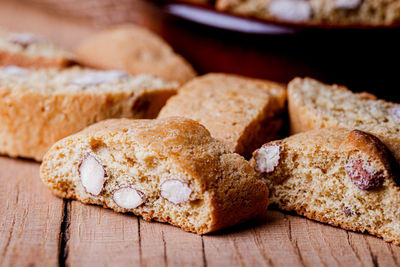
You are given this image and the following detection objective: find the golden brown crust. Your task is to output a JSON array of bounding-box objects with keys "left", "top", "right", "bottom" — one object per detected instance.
[
  {"left": 0, "top": 68, "right": 177, "bottom": 161},
  {"left": 75, "top": 24, "right": 197, "bottom": 85},
  {"left": 158, "top": 73, "right": 286, "bottom": 157},
  {"left": 254, "top": 128, "right": 400, "bottom": 245},
  {"left": 288, "top": 77, "right": 400, "bottom": 165},
  {"left": 41, "top": 117, "right": 268, "bottom": 234},
  {"left": 0, "top": 50, "right": 75, "bottom": 68},
  {"left": 340, "top": 130, "right": 391, "bottom": 166}
]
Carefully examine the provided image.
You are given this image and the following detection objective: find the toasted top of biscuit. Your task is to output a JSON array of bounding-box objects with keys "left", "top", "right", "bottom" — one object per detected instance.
[
  {"left": 288, "top": 77, "right": 400, "bottom": 137},
  {"left": 0, "top": 29, "right": 75, "bottom": 60},
  {"left": 0, "top": 66, "right": 177, "bottom": 94},
  {"left": 159, "top": 73, "right": 286, "bottom": 153},
  {"left": 75, "top": 24, "right": 196, "bottom": 85}
]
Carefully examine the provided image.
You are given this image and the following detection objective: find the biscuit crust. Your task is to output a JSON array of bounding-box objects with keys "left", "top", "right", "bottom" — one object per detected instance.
[
  {"left": 252, "top": 128, "right": 400, "bottom": 245},
  {"left": 158, "top": 73, "right": 286, "bottom": 157},
  {"left": 75, "top": 24, "right": 196, "bottom": 85},
  {"left": 0, "top": 29, "right": 75, "bottom": 68},
  {"left": 288, "top": 77, "right": 400, "bottom": 165},
  {"left": 41, "top": 117, "right": 268, "bottom": 234},
  {"left": 0, "top": 67, "right": 177, "bottom": 161}
]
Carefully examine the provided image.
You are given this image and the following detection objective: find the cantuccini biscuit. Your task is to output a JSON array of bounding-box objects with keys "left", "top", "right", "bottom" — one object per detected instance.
[
  {"left": 252, "top": 128, "right": 400, "bottom": 245},
  {"left": 288, "top": 77, "right": 400, "bottom": 165},
  {"left": 0, "top": 29, "right": 75, "bottom": 68},
  {"left": 158, "top": 73, "right": 286, "bottom": 157},
  {"left": 216, "top": 0, "right": 400, "bottom": 27},
  {"left": 75, "top": 24, "right": 196, "bottom": 85},
  {"left": 40, "top": 117, "right": 269, "bottom": 234},
  {"left": 0, "top": 66, "right": 177, "bottom": 161}
]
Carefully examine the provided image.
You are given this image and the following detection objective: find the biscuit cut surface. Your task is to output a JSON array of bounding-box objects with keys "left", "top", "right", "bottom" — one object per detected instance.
[
  {"left": 0, "top": 29, "right": 75, "bottom": 68},
  {"left": 216, "top": 0, "right": 400, "bottom": 26},
  {"left": 40, "top": 117, "right": 268, "bottom": 234},
  {"left": 0, "top": 66, "right": 177, "bottom": 161},
  {"left": 288, "top": 77, "right": 400, "bottom": 165},
  {"left": 75, "top": 24, "right": 196, "bottom": 85},
  {"left": 252, "top": 128, "right": 400, "bottom": 245},
  {"left": 158, "top": 73, "right": 286, "bottom": 157}
]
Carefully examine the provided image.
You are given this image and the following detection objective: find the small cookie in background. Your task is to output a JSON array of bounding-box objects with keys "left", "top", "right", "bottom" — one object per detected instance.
[
  {"left": 40, "top": 117, "right": 269, "bottom": 234},
  {"left": 0, "top": 66, "right": 177, "bottom": 161},
  {"left": 158, "top": 73, "right": 286, "bottom": 158},
  {"left": 75, "top": 24, "right": 197, "bottom": 85},
  {"left": 288, "top": 77, "right": 400, "bottom": 165},
  {"left": 216, "top": 0, "right": 400, "bottom": 27},
  {"left": 0, "top": 29, "right": 75, "bottom": 68},
  {"left": 251, "top": 128, "right": 400, "bottom": 245}
]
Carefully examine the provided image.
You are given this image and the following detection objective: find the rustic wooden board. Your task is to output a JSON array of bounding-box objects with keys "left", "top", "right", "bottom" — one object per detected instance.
[
  {"left": 0, "top": 1, "right": 400, "bottom": 266},
  {"left": 1, "top": 156, "right": 400, "bottom": 266},
  {"left": 0, "top": 157, "right": 63, "bottom": 266}
]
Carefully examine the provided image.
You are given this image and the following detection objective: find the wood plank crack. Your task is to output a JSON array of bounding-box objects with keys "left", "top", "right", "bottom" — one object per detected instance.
[
  {"left": 138, "top": 217, "right": 143, "bottom": 267},
  {"left": 388, "top": 244, "right": 400, "bottom": 266},
  {"left": 286, "top": 215, "right": 305, "bottom": 267},
  {"left": 201, "top": 236, "right": 208, "bottom": 267},
  {"left": 346, "top": 232, "right": 362, "bottom": 263},
  {"left": 161, "top": 230, "right": 168, "bottom": 267},
  {"left": 252, "top": 228, "right": 274, "bottom": 266},
  {"left": 58, "top": 200, "right": 71, "bottom": 267},
  {"left": 2, "top": 216, "right": 16, "bottom": 258},
  {"left": 364, "top": 236, "right": 378, "bottom": 267}
]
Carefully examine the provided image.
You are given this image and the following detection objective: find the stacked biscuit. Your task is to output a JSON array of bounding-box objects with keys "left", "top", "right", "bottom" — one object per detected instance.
[
  {"left": 252, "top": 78, "right": 400, "bottom": 245},
  {"left": 1, "top": 25, "right": 273, "bottom": 234},
  {"left": 3, "top": 25, "right": 399, "bottom": 242},
  {"left": 216, "top": 0, "right": 400, "bottom": 27},
  {"left": 182, "top": 0, "right": 400, "bottom": 27}
]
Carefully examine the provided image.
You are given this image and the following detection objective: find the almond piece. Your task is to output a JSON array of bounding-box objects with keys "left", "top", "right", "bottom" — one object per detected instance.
[
  {"left": 269, "top": 0, "right": 312, "bottom": 23},
  {"left": 1, "top": 66, "right": 29, "bottom": 76},
  {"left": 254, "top": 143, "right": 281, "bottom": 173},
  {"left": 7, "top": 33, "right": 46, "bottom": 48},
  {"left": 335, "top": 0, "right": 362, "bottom": 10},
  {"left": 79, "top": 154, "right": 106, "bottom": 195},
  {"left": 346, "top": 158, "right": 385, "bottom": 190},
  {"left": 342, "top": 206, "right": 354, "bottom": 216},
  {"left": 69, "top": 70, "right": 128, "bottom": 87},
  {"left": 113, "top": 186, "right": 145, "bottom": 210},
  {"left": 160, "top": 179, "right": 192, "bottom": 204}
]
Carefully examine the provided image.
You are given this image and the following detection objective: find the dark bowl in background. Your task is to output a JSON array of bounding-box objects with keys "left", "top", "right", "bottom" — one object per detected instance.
[{"left": 147, "top": 1, "right": 400, "bottom": 102}]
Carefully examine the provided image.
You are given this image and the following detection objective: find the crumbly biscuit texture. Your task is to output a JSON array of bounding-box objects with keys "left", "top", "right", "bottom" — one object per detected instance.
[
  {"left": 251, "top": 128, "right": 400, "bottom": 245},
  {"left": 41, "top": 117, "right": 268, "bottom": 234},
  {"left": 158, "top": 73, "right": 286, "bottom": 157},
  {"left": 0, "top": 29, "right": 75, "bottom": 68},
  {"left": 216, "top": 0, "right": 400, "bottom": 26},
  {"left": 288, "top": 77, "right": 400, "bottom": 165},
  {"left": 0, "top": 66, "right": 177, "bottom": 161},
  {"left": 75, "top": 24, "right": 196, "bottom": 85}
]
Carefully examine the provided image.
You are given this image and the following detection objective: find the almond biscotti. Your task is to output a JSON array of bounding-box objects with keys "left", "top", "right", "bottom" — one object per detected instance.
[
  {"left": 0, "top": 66, "right": 177, "bottom": 161},
  {"left": 216, "top": 0, "right": 400, "bottom": 26},
  {"left": 158, "top": 73, "right": 286, "bottom": 157},
  {"left": 252, "top": 128, "right": 400, "bottom": 245},
  {"left": 40, "top": 117, "right": 268, "bottom": 234},
  {"left": 288, "top": 77, "right": 400, "bottom": 165},
  {"left": 0, "top": 29, "right": 75, "bottom": 68},
  {"left": 75, "top": 24, "right": 196, "bottom": 85}
]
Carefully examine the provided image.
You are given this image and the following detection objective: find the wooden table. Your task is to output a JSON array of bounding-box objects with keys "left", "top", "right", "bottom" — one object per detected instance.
[{"left": 0, "top": 1, "right": 400, "bottom": 266}]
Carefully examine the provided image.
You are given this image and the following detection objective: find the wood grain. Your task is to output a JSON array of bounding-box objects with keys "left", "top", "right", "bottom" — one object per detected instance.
[
  {"left": 0, "top": 157, "right": 63, "bottom": 266},
  {"left": 66, "top": 202, "right": 141, "bottom": 266},
  {"left": 139, "top": 219, "right": 204, "bottom": 266},
  {"left": 0, "top": 1, "right": 400, "bottom": 266}
]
